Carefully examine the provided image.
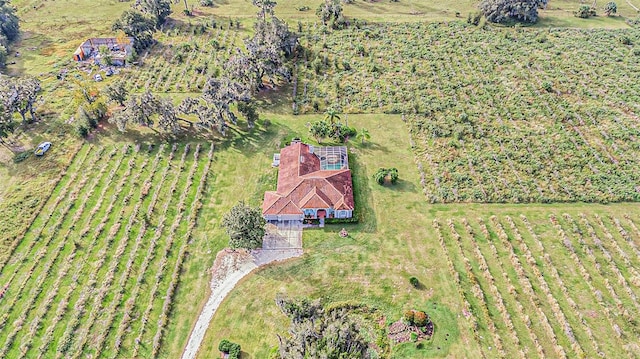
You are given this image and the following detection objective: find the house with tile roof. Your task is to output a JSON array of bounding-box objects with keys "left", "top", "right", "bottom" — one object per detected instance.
[{"left": 262, "top": 139, "right": 354, "bottom": 226}]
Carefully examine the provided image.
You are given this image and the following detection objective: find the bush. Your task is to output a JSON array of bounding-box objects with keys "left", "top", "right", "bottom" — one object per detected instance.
[
  {"left": 575, "top": 5, "right": 596, "bottom": 18},
  {"left": 409, "top": 276, "right": 419, "bottom": 288},
  {"left": 403, "top": 310, "right": 415, "bottom": 324},
  {"left": 604, "top": 1, "right": 617, "bottom": 16},
  {"left": 619, "top": 35, "right": 632, "bottom": 45},
  {"left": 200, "top": 0, "right": 214, "bottom": 6},
  {"left": 374, "top": 168, "right": 399, "bottom": 185},
  {"left": 467, "top": 11, "right": 482, "bottom": 26},
  {"left": 13, "top": 151, "right": 31, "bottom": 163},
  {"left": 410, "top": 332, "right": 418, "bottom": 342},
  {"left": 218, "top": 339, "right": 231, "bottom": 352},
  {"left": 334, "top": 123, "right": 356, "bottom": 141},
  {"left": 218, "top": 339, "right": 241, "bottom": 359},
  {"left": 413, "top": 310, "right": 429, "bottom": 327}
]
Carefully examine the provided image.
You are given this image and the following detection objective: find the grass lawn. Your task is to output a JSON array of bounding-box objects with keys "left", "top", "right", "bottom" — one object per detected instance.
[{"left": 193, "top": 113, "right": 484, "bottom": 359}]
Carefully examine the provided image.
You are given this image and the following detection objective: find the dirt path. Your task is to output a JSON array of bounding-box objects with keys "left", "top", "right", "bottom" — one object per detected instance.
[{"left": 181, "top": 248, "right": 302, "bottom": 359}]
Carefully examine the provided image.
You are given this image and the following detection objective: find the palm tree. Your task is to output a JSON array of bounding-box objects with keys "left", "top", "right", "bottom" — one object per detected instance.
[
  {"left": 324, "top": 108, "right": 341, "bottom": 125},
  {"left": 356, "top": 128, "right": 370, "bottom": 145}
]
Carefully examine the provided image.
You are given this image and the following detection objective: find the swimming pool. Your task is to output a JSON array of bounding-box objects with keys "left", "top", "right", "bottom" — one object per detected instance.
[{"left": 322, "top": 163, "right": 343, "bottom": 170}]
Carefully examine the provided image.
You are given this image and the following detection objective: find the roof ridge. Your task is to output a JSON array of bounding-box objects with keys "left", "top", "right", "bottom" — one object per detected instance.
[{"left": 299, "top": 187, "right": 331, "bottom": 209}]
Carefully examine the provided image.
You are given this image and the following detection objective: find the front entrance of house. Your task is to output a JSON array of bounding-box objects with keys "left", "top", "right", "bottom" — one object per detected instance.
[{"left": 317, "top": 209, "right": 326, "bottom": 227}]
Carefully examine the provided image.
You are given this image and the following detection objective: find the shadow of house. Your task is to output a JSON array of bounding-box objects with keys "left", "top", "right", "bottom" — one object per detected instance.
[{"left": 72, "top": 37, "right": 134, "bottom": 66}]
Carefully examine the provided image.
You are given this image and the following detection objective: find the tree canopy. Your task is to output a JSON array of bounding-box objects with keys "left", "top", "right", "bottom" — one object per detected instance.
[
  {"left": 134, "top": 0, "right": 172, "bottom": 28},
  {"left": 316, "top": 0, "right": 345, "bottom": 29},
  {"left": 222, "top": 201, "right": 266, "bottom": 250},
  {"left": 479, "top": 0, "right": 548, "bottom": 24},
  {"left": 109, "top": 91, "right": 181, "bottom": 134},
  {"left": 0, "top": 76, "right": 42, "bottom": 124},
  {"left": 104, "top": 82, "right": 129, "bottom": 107},
  {"left": 275, "top": 297, "right": 372, "bottom": 358},
  {"left": 112, "top": 9, "right": 156, "bottom": 51},
  {"left": 225, "top": 1, "right": 296, "bottom": 92},
  {"left": 252, "top": 0, "right": 276, "bottom": 21},
  {"left": 0, "top": 0, "right": 19, "bottom": 68},
  {"left": 0, "top": 0, "right": 19, "bottom": 44},
  {"left": 108, "top": 81, "right": 256, "bottom": 136}
]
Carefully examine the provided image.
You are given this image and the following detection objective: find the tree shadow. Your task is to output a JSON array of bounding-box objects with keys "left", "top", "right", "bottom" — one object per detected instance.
[
  {"left": 254, "top": 83, "right": 294, "bottom": 114},
  {"left": 410, "top": 279, "right": 428, "bottom": 291},
  {"left": 387, "top": 178, "right": 418, "bottom": 193},
  {"left": 354, "top": 141, "right": 389, "bottom": 154},
  {"left": 214, "top": 118, "right": 282, "bottom": 158},
  {"left": 348, "top": 151, "right": 377, "bottom": 233}
]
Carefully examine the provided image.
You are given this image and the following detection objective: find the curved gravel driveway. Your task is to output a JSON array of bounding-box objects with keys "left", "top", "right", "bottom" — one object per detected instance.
[{"left": 181, "top": 248, "right": 303, "bottom": 359}]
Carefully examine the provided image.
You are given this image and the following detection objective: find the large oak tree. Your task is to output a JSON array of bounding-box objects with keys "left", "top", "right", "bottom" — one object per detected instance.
[
  {"left": 222, "top": 201, "right": 266, "bottom": 250},
  {"left": 479, "top": 0, "right": 548, "bottom": 24}
]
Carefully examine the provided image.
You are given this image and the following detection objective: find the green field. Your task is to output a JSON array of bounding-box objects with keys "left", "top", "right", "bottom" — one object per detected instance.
[
  {"left": 294, "top": 22, "right": 640, "bottom": 203},
  {"left": 0, "top": 142, "right": 213, "bottom": 358},
  {"left": 2, "top": 0, "right": 640, "bottom": 358}
]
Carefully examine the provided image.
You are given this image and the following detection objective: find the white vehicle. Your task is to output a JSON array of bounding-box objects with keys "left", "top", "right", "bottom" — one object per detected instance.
[
  {"left": 34, "top": 142, "right": 51, "bottom": 156},
  {"left": 94, "top": 74, "right": 103, "bottom": 82}
]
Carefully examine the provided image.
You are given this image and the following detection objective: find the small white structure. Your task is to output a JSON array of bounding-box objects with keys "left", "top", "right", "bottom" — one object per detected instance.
[{"left": 272, "top": 153, "right": 280, "bottom": 167}]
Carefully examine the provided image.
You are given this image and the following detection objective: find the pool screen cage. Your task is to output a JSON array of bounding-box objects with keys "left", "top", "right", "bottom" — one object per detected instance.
[{"left": 313, "top": 146, "right": 349, "bottom": 170}]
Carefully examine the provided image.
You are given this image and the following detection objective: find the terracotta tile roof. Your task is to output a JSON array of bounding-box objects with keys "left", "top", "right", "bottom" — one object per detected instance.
[
  {"left": 263, "top": 191, "right": 281, "bottom": 212},
  {"left": 263, "top": 142, "right": 354, "bottom": 216},
  {"left": 299, "top": 187, "right": 332, "bottom": 209},
  {"left": 262, "top": 195, "right": 303, "bottom": 215},
  {"left": 322, "top": 171, "right": 354, "bottom": 209},
  {"left": 276, "top": 142, "right": 320, "bottom": 193},
  {"left": 278, "top": 200, "right": 304, "bottom": 215}
]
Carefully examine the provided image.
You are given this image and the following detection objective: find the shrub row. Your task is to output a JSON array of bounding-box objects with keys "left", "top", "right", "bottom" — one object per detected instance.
[{"left": 491, "top": 216, "right": 569, "bottom": 358}]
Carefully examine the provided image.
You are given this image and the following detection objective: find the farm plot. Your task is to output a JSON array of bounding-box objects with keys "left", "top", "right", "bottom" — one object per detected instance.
[
  {"left": 433, "top": 212, "right": 640, "bottom": 358},
  {"left": 125, "top": 20, "right": 241, "bottom": 94},
  {"left": 295, "top": 22, "right": 640, "bottom": 203},
  {"left": 0, "top": 142, "right": 213, "bottom": 359}
]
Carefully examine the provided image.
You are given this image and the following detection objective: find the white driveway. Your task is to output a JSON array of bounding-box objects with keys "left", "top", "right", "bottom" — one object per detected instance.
[
  {"left": 262, "top": 220, "right": 303, "bottom": 249},
  {"left": 181, "top": 247, "right": 302, "bottom": 359}
]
